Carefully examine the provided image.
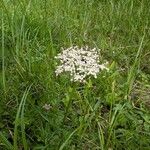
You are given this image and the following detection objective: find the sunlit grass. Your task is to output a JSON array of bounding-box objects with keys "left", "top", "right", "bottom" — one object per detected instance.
[{"left": 0, "top": 0, "right": 150, "bottom": 149}]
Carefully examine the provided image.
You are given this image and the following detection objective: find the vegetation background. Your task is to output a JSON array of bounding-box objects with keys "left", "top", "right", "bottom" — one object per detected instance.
[{"left": 0, "top": 0, "right": 150, "bottom": 149}]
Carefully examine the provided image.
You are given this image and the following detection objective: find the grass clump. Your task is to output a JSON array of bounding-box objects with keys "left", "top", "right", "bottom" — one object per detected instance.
[{"left": 0, "top": 0, "right": 150, "bottom": 149}]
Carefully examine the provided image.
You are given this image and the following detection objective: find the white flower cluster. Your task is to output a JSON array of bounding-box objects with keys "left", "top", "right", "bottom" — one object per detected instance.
[{"left": 55, "top": 46, "right": 109, "bottom": 82}]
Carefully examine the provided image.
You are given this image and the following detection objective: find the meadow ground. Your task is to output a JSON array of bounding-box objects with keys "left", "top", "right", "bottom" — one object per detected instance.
[{"left": 0, "top": 0, "right": 150, "bottom": 149}]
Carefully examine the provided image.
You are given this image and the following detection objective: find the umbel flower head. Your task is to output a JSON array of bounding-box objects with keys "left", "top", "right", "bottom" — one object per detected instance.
[{"left": 55, "top": 46, "right": 109, "bottom": 82}]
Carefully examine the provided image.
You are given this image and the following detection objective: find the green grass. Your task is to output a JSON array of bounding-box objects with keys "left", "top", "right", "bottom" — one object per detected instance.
[{"left": 0, "top": 0, "right": 150, "bottom": 149}]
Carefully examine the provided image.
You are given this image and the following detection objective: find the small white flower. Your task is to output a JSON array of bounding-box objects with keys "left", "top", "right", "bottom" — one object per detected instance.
[
  {"left": 43, "top": 104, "right": 51, "bottom": 111},
  {"left": 55, "top": 46, "right": 109, "bottom": 82}
]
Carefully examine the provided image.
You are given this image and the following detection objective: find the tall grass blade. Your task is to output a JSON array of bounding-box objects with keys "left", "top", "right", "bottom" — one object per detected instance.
[
  {"left": 1, "top": 10, "right": 6, "bottom": 93},
  {"left": 97, "top": 122, "right": 104, "bottom": 150},
  {"left": 59, "top": 128, "right": 78, "bottom": 150},
  {"left": 126, "top": 34, "right": 145, "bottom": 99},
  {"left": 106, "top": 104, "right": 125, "bottom": 148},
  {"left": 0, "top": 132, "right": 13, "bottom": 150},
  {"left": 13, "top": 85, "right": 32, "bottom": 150}
]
